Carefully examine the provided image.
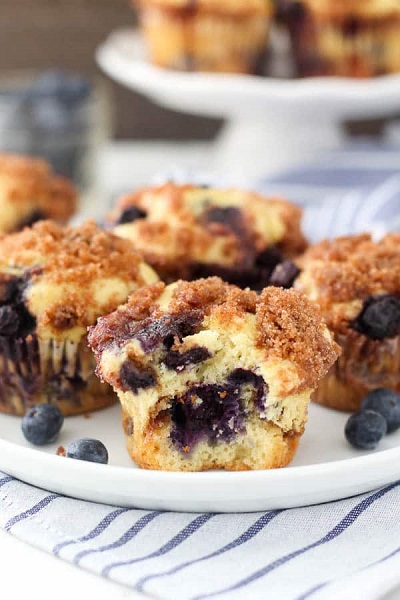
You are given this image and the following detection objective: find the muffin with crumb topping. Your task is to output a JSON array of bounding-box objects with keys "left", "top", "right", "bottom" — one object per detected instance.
[
  {"left": 134, "top": 0, "right": 273, "bottom": 74},
  {"left": 0, "top": 220, "right": 159, "bottom": 416},
  {"left": 108, "top": 183, "right": 307, "bottom": 291},
  {"left": 296, "top": 233, "right": 400, "bottom": 411},
  {"left": 280, "top": 0, "right": 400, "bottom": 77},
  {"left": 0, "top": 153, "right": 77, "bottom": 233},
  {"left": 88, "top": 278, "right": 339, "bottom": 471}
]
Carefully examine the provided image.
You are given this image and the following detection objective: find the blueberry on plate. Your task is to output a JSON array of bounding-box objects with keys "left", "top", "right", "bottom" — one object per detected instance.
[
  {"left": 21, "top": 404, "right": 64, "bottom": 446},
  {"left": 345, "top": 410, "right": 387, "bottom": 450},
  {"left": 66, "top": 438, "right": 108, "bottom": 464},
  {"left": 361, "top": 388, "right": 400, "bottom": 433}
]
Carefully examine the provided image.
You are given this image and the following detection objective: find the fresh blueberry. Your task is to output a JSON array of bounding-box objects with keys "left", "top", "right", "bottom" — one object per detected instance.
[
  {"left": 361, "top": 388, "right": 400, "bottom": 433},
  {"left": 66, "top": 438, "right": 108, "bottom": 464},
  {"left": 353, "top": 295, "right": 400, "bottom": 340},
  {"left": 21, "top": 404, "right": 64, "bottom": 446},
  {"left": 345, "top": 410, "right": 387, "bottom": 450}
]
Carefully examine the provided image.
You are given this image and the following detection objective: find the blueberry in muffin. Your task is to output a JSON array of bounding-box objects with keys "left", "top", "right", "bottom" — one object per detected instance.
[
  {"left": 0, "top": 220, "right": 158, "bottom": 416},
  {"left": 296, "top": 233, "right": 400, "bottom": 412},
  {"left": 88, "top": 277, "right": 339, "bottom": 471},
  {"left": 0, "top": 153, "right": 77, "bottom": 233},
  {"left": 108, "top": 183, "right": 307, "bottom": 291}
]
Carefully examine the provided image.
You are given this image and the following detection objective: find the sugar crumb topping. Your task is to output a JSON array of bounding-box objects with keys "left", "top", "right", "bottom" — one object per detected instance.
[
  {"left": 89, "top": 277, "right": 339, "bottom": 389},
  {"left": 0, "top": 220, "right": 147, "bottom": 284}
]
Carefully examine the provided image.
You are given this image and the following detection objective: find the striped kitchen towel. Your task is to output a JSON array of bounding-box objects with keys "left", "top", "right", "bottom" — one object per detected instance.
[
  {"left": 1, "top": 474, "right": 400, "bottom": 600},
  {"left": 1, "top": 140, "right": 400, "bottom": 600}
]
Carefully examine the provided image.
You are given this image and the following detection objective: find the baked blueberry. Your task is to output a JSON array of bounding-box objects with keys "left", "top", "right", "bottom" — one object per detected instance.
[
  {"left": 117, "top": 206, "right": 147, "bottom": 225},
  {"left": 120, "top": 361, "right": 156, "bottom": 393},
  {"left": 66, "top": 438, "right": 108, "bottom": 464},
  {"left": 0, "top": 306, "right": 21, "bottom": 336},
  {"left": 21, "top": 404, "right": 64, "bottom": 445},
  {"left": 361, "top": 388, "right": 400, "bottom": 434},
  {"left": 353, "top": 295, "right": 400, "bottom": 340},
  {"left": 270, "top": 260, "right": 300, "bottom": 288},
  {"left": 345, "top": 410, "right": 387, "bottom": 450},
  {"left": 164, "top": 347, "right": 211, "bottom": 371}
]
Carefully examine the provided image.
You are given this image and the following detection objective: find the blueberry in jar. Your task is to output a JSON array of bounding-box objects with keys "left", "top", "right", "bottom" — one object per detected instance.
[{"left": 21, "top": 404, "right": 64, "bottom": 445}]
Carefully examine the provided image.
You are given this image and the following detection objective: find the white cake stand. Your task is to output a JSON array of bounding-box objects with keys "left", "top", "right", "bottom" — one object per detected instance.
[{"left": 96, "top": 29, "right": 400, "bottom": 180}]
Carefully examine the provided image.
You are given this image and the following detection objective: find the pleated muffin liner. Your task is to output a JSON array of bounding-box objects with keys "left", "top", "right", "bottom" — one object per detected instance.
[
  {"left": 0, "top": 333, "right": 114, "bottom": 415},
  {"left": 286, "top": 6, "right": 400, "bottom": 77},
  {"left": 138, "top": 4, "right": 271, "bottom": 74},
  {"left": 313, "top": 330, "right": 400, "bottom": 412}
]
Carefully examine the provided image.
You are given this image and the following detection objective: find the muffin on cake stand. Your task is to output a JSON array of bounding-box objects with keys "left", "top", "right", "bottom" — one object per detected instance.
[{"left": 96, "top": 29, "right": 400, "bottom": 180}]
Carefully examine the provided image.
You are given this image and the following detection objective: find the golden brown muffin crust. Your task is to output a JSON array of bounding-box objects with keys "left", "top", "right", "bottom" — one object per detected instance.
[
  {"left": 256, "top": 286, "right": 340, "bottom": 390},
  {"left": 135, "top": 0, "right": 272, "bottom": 17},
  {"left": 0, "top": 220, "right": 146, "bottom": 285},
  {"left": 0, "top": 153, "right": 77, "bottom": 224},
  {"left": 299, "top": 234, "right": 400, "bottom": 307},
  {"left": 109, "top": 183, "right": 308, "bottom": 284},
  {"left": 89, "top": 277, "right": 339, "bottom": 391}
]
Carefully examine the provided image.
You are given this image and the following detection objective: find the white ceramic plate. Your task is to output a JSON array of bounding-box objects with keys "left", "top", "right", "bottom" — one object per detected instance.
[
  {"left": 0, "top": 402, "right": 399, "bottom": 512},
  {"left": 96, "top": 29, "right": 400, "bottom": 121}
]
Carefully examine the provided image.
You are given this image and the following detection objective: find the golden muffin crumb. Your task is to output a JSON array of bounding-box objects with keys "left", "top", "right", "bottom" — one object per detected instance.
[
  {"left": 0, "top": 153, "right": 77, "bottom": 229},
  {"left": 108, "top": 183, "right": 307, "bottom": 288},
  {"left": 0, "top": 220, "right": 147, "bottom": 285}
]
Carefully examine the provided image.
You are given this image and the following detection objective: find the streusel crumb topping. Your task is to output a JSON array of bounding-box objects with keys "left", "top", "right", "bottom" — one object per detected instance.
[
  {"left": 0, "top": 220, "right": 146, "bottom": 284},
  {"left": 89, "top": 277, "right": 339, "bottom": 390}
]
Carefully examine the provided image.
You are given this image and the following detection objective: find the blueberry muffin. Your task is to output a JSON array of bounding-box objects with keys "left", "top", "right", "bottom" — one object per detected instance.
[
  {"left": 0, "top": 220, "right": 159, "bottom": 416},
  {"left": 134, "top": 0, "right": 273, "bottom": 74},
  {"left": 279, "top": 0, "right": 400, "bottom": 77},
  {"left": 108, "top": 183, "right": 307, "bottom": 291},
  {"left": 0, "top": 153, "right": 77, "bottom": 233},
  {"left": 296, "top": 233, "right": 400, "bottom": 411},
  {"left": 88, "top": 278, "right": 339, "bottom": 471}
]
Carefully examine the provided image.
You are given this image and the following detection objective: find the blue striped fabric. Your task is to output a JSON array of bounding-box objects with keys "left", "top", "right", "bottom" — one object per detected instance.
[{"left": 1, "top": 142, "right": 400, "bottom": 600}]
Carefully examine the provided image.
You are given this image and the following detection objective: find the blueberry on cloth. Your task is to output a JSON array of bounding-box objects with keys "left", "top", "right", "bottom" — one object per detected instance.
[
  {"left": 361, "top": 388, "right": 400, "bottom": 434},
  {"left": 66, "top": 438, "right": 108, "bottom": 464},
  {"left": 345, "top": 410, "right": 387, "bottom": 450},
  {"left": 21, "top": 404, "right": 64, "bottom": 446},
  {"left": 353, "top": 295, "right": 400, "bottom": 340}
]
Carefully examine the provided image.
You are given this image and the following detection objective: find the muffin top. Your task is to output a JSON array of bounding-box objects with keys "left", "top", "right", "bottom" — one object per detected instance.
[
  {"left": 296, "top": 233, "right": 400, "bottom": 335},
  {"left": 109, "top": 183, "right": 307, "bottom": 283},
  {"left": 0, "top": 220, "right": 159, "bottom": 341},
  {"left": 303, "top": 0, "right": 400, "bottom": 18},
  {"left": 0, "top": 153, "right": 77, "bottom": 232},
  {"left": 89, "top": 277, "right": 339, "bottom": 394},
  {"left": 135, "top": 0, "right": 272, "bottom": 16}
]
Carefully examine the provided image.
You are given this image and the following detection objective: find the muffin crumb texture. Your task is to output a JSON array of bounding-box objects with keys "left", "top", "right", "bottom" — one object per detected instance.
[
  {"left": 0, "top": 153, "right": 77, "bottom": 233},
  {"left": 89, "top": 278, "right": 339, "bottom": 471}
]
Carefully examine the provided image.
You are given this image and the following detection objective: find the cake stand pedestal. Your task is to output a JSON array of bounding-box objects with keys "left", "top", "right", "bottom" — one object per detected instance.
[{"left": 96, "top": 29, "right": 400, "bottom": 181}]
